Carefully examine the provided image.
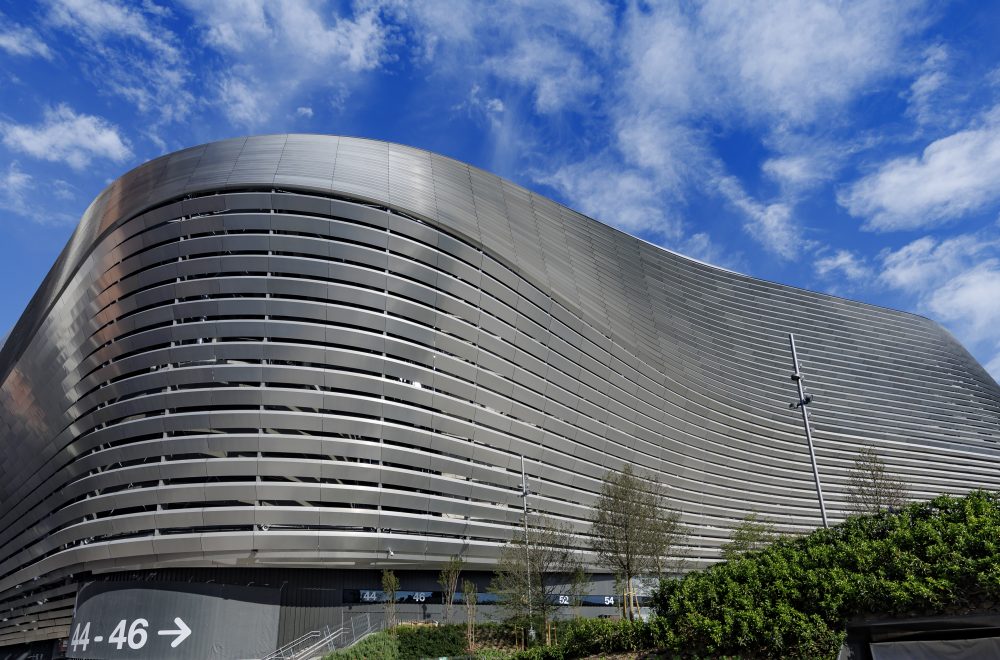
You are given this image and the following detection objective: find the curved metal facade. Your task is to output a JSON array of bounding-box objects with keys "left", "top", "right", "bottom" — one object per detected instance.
[{"left": 1, "top": 134, "right": 999, "bottom": 645}]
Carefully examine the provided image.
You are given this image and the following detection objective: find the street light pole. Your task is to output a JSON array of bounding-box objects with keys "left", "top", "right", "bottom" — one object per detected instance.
[
  {"left": 521, "top": 455, "right": 535, "bottom": 641},
  {"left": 788, "top": 333, "right": 829, "bottom": 529}
]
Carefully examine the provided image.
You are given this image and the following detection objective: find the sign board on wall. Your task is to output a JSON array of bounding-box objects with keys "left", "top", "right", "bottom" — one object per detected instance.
[{"left": 67, "top": 581, "right": 280, "bottom": 660}]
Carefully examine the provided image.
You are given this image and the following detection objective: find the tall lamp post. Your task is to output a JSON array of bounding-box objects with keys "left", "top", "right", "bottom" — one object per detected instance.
[
  {"left": 520, "top": 455, "right": 535, "bottom": 641},
  {"left": 788, "top": 333, "right": 829, "bottom": 529}
]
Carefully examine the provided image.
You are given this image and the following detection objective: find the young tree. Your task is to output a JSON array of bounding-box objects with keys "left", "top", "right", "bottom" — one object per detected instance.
[
  {"left": 847, "top": 444, "right": 908, "bottom": 515},
  {"left": 381, "top": 568, "right": 400, "bottom": 629},
  {"left": 589, "top": 465, "right": 684, "bottom": 619},
  {"left": 721, "top": 513, "right": 778, "bottom": 561},
  {"left": 489, "top": 518, "right": 581, "bottom": 633},
  {"left": 438, "top": 555, "right": 464, "bottom": 623},
  {"left": 462, "top": 578, "right": 478, "bottom": 651},
  {"left": 567, "top": 563, "right": 591, "bottom": 618}
]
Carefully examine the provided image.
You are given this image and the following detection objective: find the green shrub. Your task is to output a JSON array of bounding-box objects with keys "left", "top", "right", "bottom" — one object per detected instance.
[
  {"left": 323, "top": 630, "right": 400, "bottom": 660},
  {"left": 651, "top": 491, "right": 1000, "bottom": 658},
  {"left": 507, "top": 644, "right": 565, "bottom": 660},
  {"left": 559, "top": 617, "right": 653, "bottom": 657},
  {"left": 395, "top": 624, "right": 468, "bottom": 660}
]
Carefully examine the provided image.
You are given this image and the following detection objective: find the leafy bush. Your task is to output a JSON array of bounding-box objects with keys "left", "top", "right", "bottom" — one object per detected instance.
[
  {"left": 559, "top": 617, "right": 653, "bottom": 657},
  {"left": 507, "top": 644, "right": 565, "bottom": 660},
  {"left": 323, "top": 630, "right": 399, "bottom": 660},
  {"left": 651, "top": 491, "right": 1000, "bottom": 658},
  {"left": 395, "top": 624, "right": 467, "bottom": 660}
]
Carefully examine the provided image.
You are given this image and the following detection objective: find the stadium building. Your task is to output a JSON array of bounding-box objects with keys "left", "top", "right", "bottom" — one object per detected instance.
[{"left": 0, "top": 135, "right": 998, "bottom": 658}]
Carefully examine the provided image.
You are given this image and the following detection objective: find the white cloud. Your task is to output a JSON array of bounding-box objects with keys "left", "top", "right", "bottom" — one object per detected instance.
[
  {"left": 390, "top": 0, "right": 613, "bottom": 114},
  {"left": 48, "top": 0, "right": 179, "bottom": 60},
  {"left": 46, "top": 0, "right": 192, "bottom": 124},
  {"left": 677, "top": 232, "right": 745, "bottom": 272},
  {"left": 1, "top": 105, "right": 132, "bottom": 170},
  {"left": 181, "top": 0, "right": 390, "bottom": 126},
  {"left": 52, "top": 179, "right": 75, "bottom": 201},
  {"left": 621, "top": 1, "right": 932, "bottom": 255},
  {"left": 610, "top": 1, "right": 928, "bottom": 256},
  {"left": 453, "top": 84, "right": 506, "bottom": 128},
  {"left": 925, "top": 260, "right": 1000, "bottom": 345},
  {"left": 696, "top": 0, "right": 926, "bottom": 125},
  {"left": 815, "top": 249, "right": 873, "bottom": 282},
  {"left": 218, "top": 75, "right": 267, "bottom": 127},
  {"left": 537, "top": 157, "right": 683, "bottom": 240},
  {"left": 0, "top": 162, "right": 33, "bottom": 215},
  {"left": 906, "top": 44, "right": 949, "bottom": 126},
  {"left": 715, "top": 175, "right": 807, "bottom": 260},
  {"left": 0, "top": 23, "right": 52, "bottom": 59},
  {"left": 878, "top": 234, "right": 998, "bottom": 293},
  {"left": 487, "top": 37, "right": 601, "bottom": 114},
  {"left": 878, "top": 232, "right": 1000, "bottom": 381},
  {"left": 0, "top": 162, "right": 77, "bottom": 224},
  {"left": 763, "top": 156, "right": 830, "bottom": 190},
  {"left": 840, "top": 107, "right": 1000, "bottom": 230},
  {"left": 295, "top": 106, "right": 314, "bottom": 119}
]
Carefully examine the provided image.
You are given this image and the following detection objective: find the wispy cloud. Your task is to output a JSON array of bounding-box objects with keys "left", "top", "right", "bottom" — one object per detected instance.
[
  {"left": 696, "top": 0, "right": 926, "bottom": 124},
  {"left": 924, "top": 260, "right": 1000, "bottom": 347},
  {"left": 878, "top": 233, "right": 1000, "bottom": 293},
  {"left": 840, "top": 105, "right": 1000, "bottom": 231},
  {"left": 0, "top": 22, "right": 52, "bottom": 59},
  {"left": 714, "top": 174, "right": 807, "bottom": 260},
  {"left": 537, "top": 156, "right": 684, "bottom": 240},
  {"left": 396, "top": 0, "right": 614, "bottom": 114},
  {"left": 181, "top": 0, "right": 390, "bottom": 127},
  {"left": 1, "top": 105, "right": 132, "bottom": 170},
  {"left": 0, "top": 162, "right": 33, "bottom": 215},
  {"left": 0, "top": 161, "right": 77, "bottom": 225},
  {"left": 906, "top": 44, "right": 950, "bottom": 127},
  {"left": 877, "top": 231, "right": 1000, "bottom": 379},
  {"left": 815, "top": 249, "right": 873, "bottom": 282},
  {"left": 45, "top": 0, "right": 193, "bottom": 126}
]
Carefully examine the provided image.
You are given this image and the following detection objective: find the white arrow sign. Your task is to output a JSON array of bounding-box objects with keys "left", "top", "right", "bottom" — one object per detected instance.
[{"left": 157, "top": 617, "right": 192, "bottom": 648}]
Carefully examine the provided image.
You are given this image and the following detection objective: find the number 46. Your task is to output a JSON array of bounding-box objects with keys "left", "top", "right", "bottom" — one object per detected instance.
[{"left": 109, "top": 619, "right": 149, "bottom": 650}]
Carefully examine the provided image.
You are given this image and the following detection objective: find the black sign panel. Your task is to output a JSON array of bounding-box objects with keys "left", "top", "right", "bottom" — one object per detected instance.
[{"left": 67, "top": 581, "right": 280, "bottom": 660}]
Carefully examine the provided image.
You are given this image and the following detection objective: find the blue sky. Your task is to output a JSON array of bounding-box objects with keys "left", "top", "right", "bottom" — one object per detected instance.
[{"left": 2, "top": 1, "right": 1000, "bottom": 377}]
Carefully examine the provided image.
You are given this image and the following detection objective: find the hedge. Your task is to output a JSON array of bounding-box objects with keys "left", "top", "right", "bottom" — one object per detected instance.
[{"left": 651, "top": 491, "right": 1000, "bottom": 658}]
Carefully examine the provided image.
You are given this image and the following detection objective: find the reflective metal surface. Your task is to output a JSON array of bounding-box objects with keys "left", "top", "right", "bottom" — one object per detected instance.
[{"left": 1, "top": 135, "right": 999, "bottom": 646}]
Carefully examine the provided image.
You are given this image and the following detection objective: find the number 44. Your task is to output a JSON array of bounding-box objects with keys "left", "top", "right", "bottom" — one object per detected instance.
[{"left": 70, "top": 622, "right": 91, "bottom": 652}]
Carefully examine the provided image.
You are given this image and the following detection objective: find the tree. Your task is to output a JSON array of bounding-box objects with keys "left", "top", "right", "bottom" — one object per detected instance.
[
  {"left": 847, "top": 444, "right": 908, "bottom": 515},
  {"left": 437, "top": 555, "right": 464, "bottom": 623},
  {"left": 721, "top": 513, "right": 778, "bottom": 561},
  {"left": 589, "top": 465, "right": 684, "bottom": 619},
  {"left": 462, "top": 578, "right": 478, "bottom": 651},
  {"left": 381, "top": 569, "right": 399, "bottom": 629},
  {"left": 489, "top": 518, "right": 581, "bottom": 633},
  {"left": 567, "top": 563, "right": 591, "bottom": 618}
]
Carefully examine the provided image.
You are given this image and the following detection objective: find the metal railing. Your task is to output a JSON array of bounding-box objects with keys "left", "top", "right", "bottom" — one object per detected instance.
[
  {"left": 261, "top": 628, "right": 328, "bottom": 660},
  {"left": 261, "top": 612, "right": 384, "bottom": 660}
]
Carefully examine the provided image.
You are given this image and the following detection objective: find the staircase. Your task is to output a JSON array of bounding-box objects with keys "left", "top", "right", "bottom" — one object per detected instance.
[{"left": 261, "top": 612, "right": 384, "bottom": 660}]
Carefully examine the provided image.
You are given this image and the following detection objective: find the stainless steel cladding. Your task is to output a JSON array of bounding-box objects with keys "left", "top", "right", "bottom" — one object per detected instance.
[{"left": 1, "top": 135, "right": 999, "bottom": 646}]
